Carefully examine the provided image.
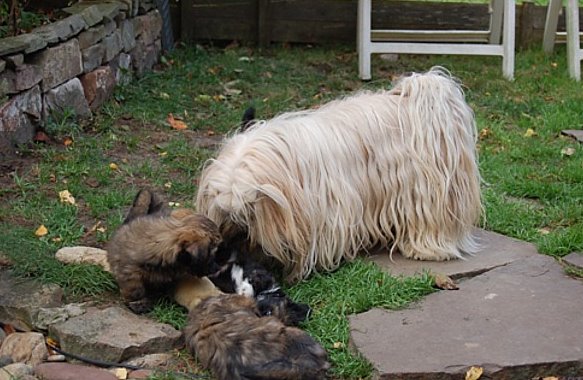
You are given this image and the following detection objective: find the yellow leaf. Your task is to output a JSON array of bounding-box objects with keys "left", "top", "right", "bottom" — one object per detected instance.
[
  {"left": 479, "top": 128, "right": 491, "bottom": 139},
  {"left": 332, "top": 342, "right": 344, "bottom": 349},
  {"left": 465, "top": 366, "right": 483, "bottom": 380},
  {"left": 524, "top": 128, "right": 537, "bottom": 137},
  {"left": 58, "top": 190, "right": 76, "bottom": 205},
  {"left": 167, "top": 113, "right": 188, "bottom": 130},
  {"left": 35, "top": 225, "right": 48, "bottom": 237},
  {"left": 164, "top": 182, "right": 172, "bottom": 189},
  {"left": 109, "top": 163, "right": 119, "bottom": 170}
]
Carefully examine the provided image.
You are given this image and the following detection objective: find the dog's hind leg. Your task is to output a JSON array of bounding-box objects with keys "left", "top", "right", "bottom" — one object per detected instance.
[{"left": 123, "top": 188, "right": 167, "bottom": 224}]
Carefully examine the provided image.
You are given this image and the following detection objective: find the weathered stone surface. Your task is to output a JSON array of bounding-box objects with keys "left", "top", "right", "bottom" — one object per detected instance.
[
  {"left": 561, "top": 129, "right": 583, "bottom": 143},
  {"left": 30, "top": 39, "right": 83, "bottom": 92},
  {"left": 110, "top": 53, "right": 132, "bottom": 86},
  {"left": 5, "top": 54, "right": 24, "bottom": 68},
  {"left": 120, "top": 19, "right": 136, "bottom": 53},
  {"left": 368, "top": 229, "right": 538, "bottom": 279},
  {"left": 77, "top": 5, "right": 105, "bottom": 28},
  {"left": 0, "top": 34, "right": 47, "bottom": 56},
  {"left": 350, "top": 254, "right": 583, "bottom": 379},
  {"left": 15, "top": 64, "right": 43, "bottom": 92},
  {"left": 0, "top": 69, "right": 16, "bottom": 96},
  {"left": 0, "top": 85, "right": 42, "bottom": 144},
  {"left": 128, "top": 369, "right": 154, "bottom": 379},
  {"left": 49, "top": 306, "right": 182, "bottom": 363},
  {"left": 80, "top": 66, "right": 117, "bottom": 111},
  {"left": 0, "top": 60, "right": 5, "bottom": 73},
  {"left": 78, "top": 22, "right": 113, "bottom": 50},
  {"left": 0, "top": 332, "right": 48, "bottom": 366},
  {"left": 564, "top": 252, "right": 583, "bottom": 270},
  {"left": 43, "top": 78, "right": 92, "bottom": 120},
  {"left": 135, "top": 11, "right": 162, "bottom": 46},
  {"left": 103, "top": 30, "right": 123, "bottom": 62},
  {"left": 82, "top": 42, "right": 106, "bottom": 73},
  {"left": 34, "top": 14, "right": 87, "bottom": 44},
  {"left": 33, "top": 303, "right": 88, "bottom": 331},
  {"left": 0, "top": 270, "right": 63, "bottom": 331},
  {"left": 35, "top": 363, "right": 117, "bottom": 380},
  {"left": 123, "top": 353, "right": 173, "bottom": 368},
  {"left": 131, "top": 39, "right": 160, "bottom": 77},
  {"left": 0, "top": 363, "right": 34, "bottom": 380},
  {"left": 54, "top": 246, "right": 109, "bottom": 271}
]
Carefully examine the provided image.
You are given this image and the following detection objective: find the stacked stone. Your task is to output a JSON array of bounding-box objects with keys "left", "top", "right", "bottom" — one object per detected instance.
[{"left": 0, "top": 0, "right": 162, "bottom": 146}]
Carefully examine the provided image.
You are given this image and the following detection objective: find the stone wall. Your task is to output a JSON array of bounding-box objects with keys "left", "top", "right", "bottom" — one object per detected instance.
[{"left": 0, "top": 0, "right": 163, "bottom": 147}]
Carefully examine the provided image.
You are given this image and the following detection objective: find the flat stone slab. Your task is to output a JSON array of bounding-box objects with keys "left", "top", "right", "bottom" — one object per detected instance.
[
  {"left": 367, "top": 229, "right": 538, "bottom": 279},
  {"left": 564, "top": 252, "right": 583, "bottom": 270},
  {"left": 561, "top": 129, "right": 583, "bottom": 143},
  {"left": 350, "top": 254, "right": 583, "bottom": 379}
]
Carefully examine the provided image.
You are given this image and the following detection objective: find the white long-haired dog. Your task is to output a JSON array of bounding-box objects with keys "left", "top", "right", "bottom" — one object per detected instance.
[{"left": 196, "top": 67, "right": 481, "bottom": 282}]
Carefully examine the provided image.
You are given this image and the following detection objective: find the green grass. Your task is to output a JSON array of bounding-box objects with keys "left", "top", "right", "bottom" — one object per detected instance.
[{"left": 1, "top": 43, "right": 582, "bottom": 378}]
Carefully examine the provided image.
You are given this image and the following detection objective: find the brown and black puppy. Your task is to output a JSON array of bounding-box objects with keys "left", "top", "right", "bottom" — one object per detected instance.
[
  {"left": 184, "top": 293, "right": 330, "bottom": 380},
  {"left": 107, "top": 189, "right": 222, "bottom": 314}
]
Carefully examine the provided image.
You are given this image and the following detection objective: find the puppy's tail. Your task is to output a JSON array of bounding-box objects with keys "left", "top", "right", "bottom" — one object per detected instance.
[
  {"left": 240, "top": 106, "right": 256, "bottom": 131},
  {"left": 123, "top": 188, "right": 167, "bottom": 224}
]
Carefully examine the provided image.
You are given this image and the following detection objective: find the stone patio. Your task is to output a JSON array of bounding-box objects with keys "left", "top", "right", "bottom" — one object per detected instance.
[{"left": 351, "top": 229, "right": 583, "bottom": 379}]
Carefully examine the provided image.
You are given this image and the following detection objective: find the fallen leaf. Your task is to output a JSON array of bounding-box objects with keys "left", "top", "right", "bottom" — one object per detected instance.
[
  {"left": 479, "top": 128, "right": 491, "bottom": 139},
  {"left": 58, "top": 190, "right": 76, "bottom": 205},
  {"left": 114, "top": 368, "right": 128, "bottom": 380},
  {"left": 465, "top": 366, "right": 483, "bottom": 380},
  {"left": 537, "top": 227, "right": 551, "bottom": 235},
  {"left": 164, "top": 182, "right": 172, "bottom": 189},
  {"left": 85, "top": 178, "right": 100, "bottom": 188},
  {"left": 433, "top": 273, "right": 459, "bottom": 290},
  {"left": 332, "top": 342, "right": 344, "bottom": 349},
  {"left": 51, "top": 237, "right": 62, "bottom": 243},
  {"left": 49, "top": 174, "right": 57, "bottom": 183},
  {"left": 196, "top": 94, "right": 212, "bottom": 104},
  {"left": 561, "top": 147, "right": 575, "bottom": 156},
  {"left": 63, "top": 137, "right": 73, "bottom": 146},
  {"left": 33, "top": 131, "right": 50, "bottom": 143},
  {"left": 167, "top": 113, "right": 188, "bottom": 130},
  {"left": 35, "top": 225, "right": 48, "bottom": 237},
  {"left": 524, "top": 128, "right": 537, "bottom": 137},
  {"left": 109, "top": 163, "right": 119, "bottom": 170}
]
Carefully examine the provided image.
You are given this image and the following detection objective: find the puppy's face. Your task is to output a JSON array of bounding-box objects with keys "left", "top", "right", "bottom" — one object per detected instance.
[{"left": 256, "top": 288, "right": 311, "bottom": 326}]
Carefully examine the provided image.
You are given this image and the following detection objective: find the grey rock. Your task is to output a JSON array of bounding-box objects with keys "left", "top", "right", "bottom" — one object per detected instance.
[
  {"left": 0, "top": 60, "right": 5, "bottom": 73},
  {"left": 110, "top": 53, "right": 132, "bottom": 86},
  {"left": 123, "top": 352, "right": 173, "bottom": 368},
  {"left": 4, "top": 54, "right": 24, "bottom": 68},
  {"left": 34, "top": 363, "right": 117, "bottom": 380},
  {"left": 43, "top": 78, "right": 92, "bottom": 120},
  {"left": 14, "top": 64, "right": 43, "bottom": 92},
  {"left": 33, "top": 303, "right": 88, "bottom": 331},
  {"left": 368, "top": 229, "right": 538, "bottom": 279},
  {"left": 131, "top": 39, "right": 160, "bottom": 77},
  {"left": 350, "top": 254, "right": 583, "bottom": 379},
  {"left": 77, "top": 5, "right": 105, "bottom": 28},
  {"left": 0, "top": 85, "right": 42, "bottom": 145},
  {"left": 0, "top": 363, "right": 34, "bottom": 380},
  {"left": 564, "top": 251, "right": 583, "bottom": 270},
  {"left": 0, "top": 332, "right": 48, "bottom": 366},
  {"left": 120, "top": 19, "right": 136, "bottom": 53},
  {"left": 0, "top": 355, "right": 13, "bottom": 367},
  {"left": 78, "top": 24, "right": 108, "bottom": 50},
  {"left": 54, "top": 246, "right": 109, "bottom": 271},
  {"left": 82, "top": 42, "right": 106, "bottom": 73},
  {"left": 32, "top": 14, "right": 87, "bottom": 44},
  {"left": 0, "top": 34, "right": 47, "bottom": 56},
  {"left": 0, "top": 271, "right": 63, "bottom": 331},
  {"left": 0, "top": 70, "right": 16, "bottom": 97},
  {"left": 94, "top": 2, "right": 122, "bottom": 22},
  {"left": 103, "top": 30, "right": 123, "bottom": 63},
  {"left": 48, "top": 306, "right": 182, "bottom": 363},
  {"left": 561, "top": 129, "right": 583, "bottom": 143},
  {"left": 80, "top": 66, "right": 117, "bottom": 111},
  {"left": 30, "top": 39, "right": 83, "bottom": 92}
]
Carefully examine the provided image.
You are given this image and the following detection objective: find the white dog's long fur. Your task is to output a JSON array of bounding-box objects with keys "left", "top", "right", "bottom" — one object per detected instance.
[{"left": 196, "top": 67, "right": 481, "bottom": 282}]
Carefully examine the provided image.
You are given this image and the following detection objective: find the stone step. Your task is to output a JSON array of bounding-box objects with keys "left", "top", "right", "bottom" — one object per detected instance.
[{"left": 350, "top": 253, "right": 583, "bottom": 379}]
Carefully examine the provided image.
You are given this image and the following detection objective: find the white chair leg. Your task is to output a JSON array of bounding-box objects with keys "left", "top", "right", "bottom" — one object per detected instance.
[
  {"left": 543, "top": 0, "right": 563, "bottom": 54},
  {"left": 566, "top": 0, "right": 581, "bottom": 80},
  {"left": 358, "top": 0, "right": 372, "bottom": 80},
  {"left": 502, "top": 0, "right": 515, "bottom": 80},
  {"left": 489, "top": 0, "right": 503, "bottom": 44}
]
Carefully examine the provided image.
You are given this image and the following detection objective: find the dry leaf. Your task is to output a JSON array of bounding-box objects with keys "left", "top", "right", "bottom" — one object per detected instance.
[
  {"left": 63, "top": 137, "right": 73, "bottom": 146},
  {"left": 114, "top": 367, "right": 128, "bottom": 380},
  {"left": 524, "top": 128, "right": 537, "bottom": 137},
  {"left": 479, "top": 128, "right": 491, "bottom": 139},
  {"left": 537, "top": 227, "right": 551, "bottom": 235},
  {"left": 159, "top": 92, "right": 170, "bottom": 99},
  {"left": 434, "top": 273, "right": 459, "bottom": 290},
  {"left": 561, "top": 147, "right": 575, "bottom": 156},
  {"left": 58, "top": 190, "right": 76, "bottom": 205},
  {"left": 109, "top": 163, "right": 119, "bottom": 171},
  {"left": 164, "top": 182, "right": 172, "bottom": 189},
  {"left": 465, "top": 366, "right": 483, "bottom": 380},
  {"left": 35, "top": 225, "right": 48, "bottom": 237},
  {"left": 167, "top": 113, "right": 188, "bottom": 130},
  {"left": 332, "top": 342, "right": 344, "bottom": 349}
]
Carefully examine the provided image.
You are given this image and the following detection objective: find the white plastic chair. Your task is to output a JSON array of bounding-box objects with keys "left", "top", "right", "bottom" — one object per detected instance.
[
  {"left": 543, "top": 0, "right": 582, "bottom": 80},
  {"left": 357, "top": 0, "right": 515, "bottom": 80}
]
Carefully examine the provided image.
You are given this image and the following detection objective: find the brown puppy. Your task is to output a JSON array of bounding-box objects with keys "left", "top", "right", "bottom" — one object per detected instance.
[
  {"left": 107, "top": 189, "right": 222, "bottom": 313},
  {"left": 184, "top": 293, "right": 330, "bottom": 380}
]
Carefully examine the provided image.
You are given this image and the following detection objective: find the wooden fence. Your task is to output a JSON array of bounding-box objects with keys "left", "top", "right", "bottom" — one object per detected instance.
[{"left": 177, "top": 0, "right": 582, "bottom": 49}]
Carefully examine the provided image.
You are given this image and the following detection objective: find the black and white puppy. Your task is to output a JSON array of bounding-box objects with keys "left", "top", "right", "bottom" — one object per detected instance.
[{"left": 209, "top": 252, "right": 311, "bottom": 326}]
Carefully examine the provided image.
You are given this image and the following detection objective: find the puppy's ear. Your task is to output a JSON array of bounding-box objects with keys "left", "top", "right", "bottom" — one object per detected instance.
[{"left": 179, "top": 241, "right": 219, "bottom": 276}]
